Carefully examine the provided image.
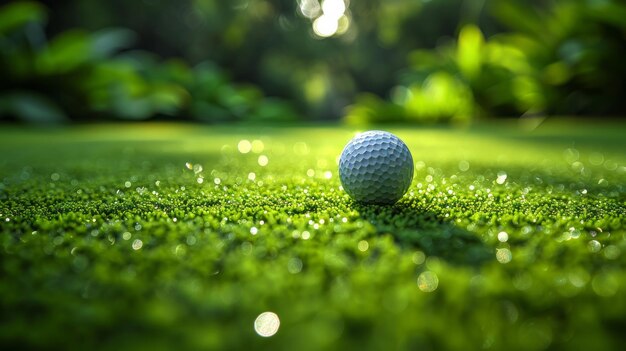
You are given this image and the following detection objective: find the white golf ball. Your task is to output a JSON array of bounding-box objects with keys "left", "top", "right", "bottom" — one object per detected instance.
[{"left": 339, "top": 130, "right": 414, "bottom": 204}]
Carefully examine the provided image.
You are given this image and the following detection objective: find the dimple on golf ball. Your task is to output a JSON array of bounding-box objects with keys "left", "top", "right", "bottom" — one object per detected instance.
[{"left": 339, "top": 130, "right": 414, "bottom": 205}]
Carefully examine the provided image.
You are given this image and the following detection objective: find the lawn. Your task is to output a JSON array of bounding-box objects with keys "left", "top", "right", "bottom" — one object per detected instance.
[{"left": 1, "top": 121, "right": 625, "bottom": 350}]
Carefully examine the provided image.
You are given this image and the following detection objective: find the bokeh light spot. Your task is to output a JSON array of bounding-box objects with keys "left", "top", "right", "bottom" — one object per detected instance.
[
  {"left": 254, "top": 312, "right": 280, "bottom": 337},
  {"left": 417, "top": 271, "right": 439, "bottom": 292}
]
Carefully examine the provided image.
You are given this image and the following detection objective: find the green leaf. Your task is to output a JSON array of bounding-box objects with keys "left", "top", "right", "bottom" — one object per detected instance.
[
  {"left": 36, "top": 30, "right": 91, "bottom": 74},
  {"left": 91, "top": 28, "right": 137, "bottom": 59},
  {"left": 0, "top": 1, "right": 46, "bottom": 35},
  {"left": 0, "top": 91, "right": 67, "bottom": 123},
  {"left": 457, "top": 24, "right": 484, "bottom": 80}
]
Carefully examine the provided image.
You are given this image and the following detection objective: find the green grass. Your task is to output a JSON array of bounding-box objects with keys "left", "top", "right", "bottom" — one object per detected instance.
[{"left": 1, "top": 121, "right": 625, "bottom": 350}]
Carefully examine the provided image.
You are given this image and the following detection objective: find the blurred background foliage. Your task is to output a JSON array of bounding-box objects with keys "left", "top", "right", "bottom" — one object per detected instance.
[{"left": 1, "top": 0, "right": 625, "bottom": 124}]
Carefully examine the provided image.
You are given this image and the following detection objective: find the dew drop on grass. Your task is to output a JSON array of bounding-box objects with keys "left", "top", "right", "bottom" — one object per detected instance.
[
  {"left": 417, "top": 271, "right": 439, "bottom": 292},
  {"left": 589, "top": 152, "right": 604, "bottom": 165},
  {"left": 238, "top": 140, "right": 252, "bottom": 154},
  {"left": 186, "top": 236, "right": 197, "bottom": 246},
  {"left": 588, "top": 240, "right": 601, "bottom": 253},
  {"left": 287, "top": 258, "right": 303, "bottom": 274},
  {"left": 496, "top": 171, "right": 508, "bottom": 185},
  {"left": 357, "top": 240, "right": 369, "bottom": 252},
  {"left": 497, "top": 231, "right": 509, "bottom": 242},
  {"left": 251, "top": 140, "right": 264, "bottom": 153},
  {"left": 603, "top": 245, "right": 621, "bottom": 260},
  {"left": 496, "top": 248, "right": 512, "bottom": 263},
  {"left": 254, "top": 312, "right": 280, "bottom": 337},
  {"left": 592, "top": 272, "right": 619, "bottom": 297},
  {"left": 412, "top": 251, "right": 426, "bottom": 265},
  {"left": 563, "top": 148, "right": 579, "bottom": 163},
  {"left": 458, "top": 160, "right": 470, "bottom": 172},
  {"left": 568, "top": 269, "right": 590, "bottom": 288},
  {"left": 132, "top": 239, "right": 143, "bottom": 250},
  {"left": 258, "top": 155, "right": 269, "bottom": 167},
  {"left": 293, "top": 142, "right": 309, "bottom": 155}
]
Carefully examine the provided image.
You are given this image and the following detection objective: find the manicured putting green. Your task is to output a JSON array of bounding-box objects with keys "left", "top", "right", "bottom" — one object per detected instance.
[{"left": 1, "top": 122, "right": 625, "bottom": 350}]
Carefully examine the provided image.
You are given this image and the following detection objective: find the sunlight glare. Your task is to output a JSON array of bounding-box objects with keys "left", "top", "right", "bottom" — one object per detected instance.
[{"left": 313, "top": 14, "right": 339, "bottom": 37}]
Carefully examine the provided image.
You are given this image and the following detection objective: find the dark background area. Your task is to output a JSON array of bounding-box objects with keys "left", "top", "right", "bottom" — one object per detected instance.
[{"left": 1, "top": 0, "right": 625, "bottom": 123}]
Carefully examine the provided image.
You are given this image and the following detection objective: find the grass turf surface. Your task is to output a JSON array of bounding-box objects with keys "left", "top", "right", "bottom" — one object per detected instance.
[{"left": 1, "top": 122, "right": 625, "bottom": 350}]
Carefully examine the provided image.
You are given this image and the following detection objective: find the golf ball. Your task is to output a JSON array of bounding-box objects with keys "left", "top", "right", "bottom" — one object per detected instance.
[{"left": 339, "top": 130, "right": 414, "bottom": 205}]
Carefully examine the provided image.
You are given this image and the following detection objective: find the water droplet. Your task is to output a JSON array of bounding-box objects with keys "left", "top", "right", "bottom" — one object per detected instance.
[
  {"left": 238, "top": 140, "right": 252, "bottom": 154},
  {"left": 124, "top": 181, "right": 132, "bottom": 188},
  {"left": 250, "top": 227, "right": 258, "bottom": 235},
  {"left": 287, "top": 258, "right": 303, "bottom": 274},
  {"left": 498, "top": 231, "right": 509, "bottom": 242},
  {"left": 248, "top": 172, "right": 256, "bottom": 181},
  {"left": 132, "top": 239, "right": 143, "bottom": 250},
  {"left": 589, "top": 152, "right": 604, "bottom": 166},
  {"left": 417, "top": 271, "right": 439, "bottom": 292},
  {"left": 588, "top": 240, "right": 601, "bottom": 253},
  {"left": 603, "top": 245, "right": 621, "bottom": 260},
  {"left": 357, "top": 240, "right": 369, "bottom": 252},
  {"left": 258, "top": 155, "right": 269, "bottom": 167},
  {"left": 563, "top": 148, "right": 579, "bottom": 163},
  {"left": 496, "top": 171, "right": 508, "bottom": 185},
  {"left": 496, "top": 248, "right": 512, "bottom": 263},
  {"left": 214, "top": 178, "right": 221, "bottom": 185},
  {"left": 412, "top": 251, "right": 426, "bottom": 265},
  {"left": 254, "top": 312, "right": 280, "bottom": 337},
  {"left": 50, "top": 173, "right": 60, "bottom": 181},
  {"left": 592, "top": 272, "right": 619, "bottom": 297},
  {"left": 293, "top": 142, "right": 309, "bottom": 155},
  {"left": 307, "top": 169, "right": 315, "bottom": 177},
  {"left": 251, "top": 140, "right": 264, "bottom": 153},
  {"left": 458, "top": 160, "right": 470, "bottom": 172},
  {"left": 301, "top": 231, "right": 311, "bottom": 240},
  {"left": 186, "top": 236, "right": 197, "bottom": 245}
]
